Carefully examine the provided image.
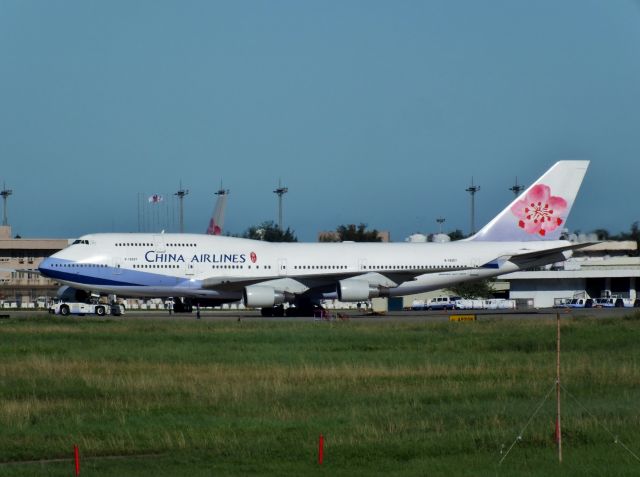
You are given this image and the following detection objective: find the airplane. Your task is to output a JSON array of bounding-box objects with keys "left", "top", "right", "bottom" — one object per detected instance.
[
  {"left": 39, "top": 160, "right": 590, "bottom": 316},
  {"left": 206, "top": 186, "right": 229, "bottom": 236}
]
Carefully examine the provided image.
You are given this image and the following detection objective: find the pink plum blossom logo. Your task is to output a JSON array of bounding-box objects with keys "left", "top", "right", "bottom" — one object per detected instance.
[
  {"left": 511, "top": 184, "right": 567, "bottom": 237},
  {"left": 206, "top": 218, "right": 222, "bottom": 235},
  {"left": 250, "top": 252, "right": 257, "bottom": 263}
]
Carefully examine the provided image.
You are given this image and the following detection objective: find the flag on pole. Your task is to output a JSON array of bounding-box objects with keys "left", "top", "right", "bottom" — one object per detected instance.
[{"left": 148, "top": 194, "right": 163, "bottom": 204}]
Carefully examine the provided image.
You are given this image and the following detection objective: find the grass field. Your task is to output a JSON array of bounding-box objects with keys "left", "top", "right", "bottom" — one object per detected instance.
[{"left": 0, "top": 313, "right": 639, "bottom": 476}]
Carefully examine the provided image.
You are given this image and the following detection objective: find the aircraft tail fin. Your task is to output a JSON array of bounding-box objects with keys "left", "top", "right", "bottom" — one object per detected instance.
[
  {"left": 469, "top": 160, "right": 589, "bottom": 242},
  {"left": 206, "top": 188, "right": 229, "bottom": 236}
]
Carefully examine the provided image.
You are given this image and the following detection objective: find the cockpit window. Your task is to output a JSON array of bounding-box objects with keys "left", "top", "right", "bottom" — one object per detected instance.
[{"left": 72, "top": 239, "right": 90, "bottom": 245}]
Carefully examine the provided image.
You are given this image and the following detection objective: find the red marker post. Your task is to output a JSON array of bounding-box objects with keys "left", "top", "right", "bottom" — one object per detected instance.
[
  {"left": 74, "top": 444, "right": 80, "bottom": 475},
  {"left": 318, "top": 434, "right": 324, "bottom": 465}
]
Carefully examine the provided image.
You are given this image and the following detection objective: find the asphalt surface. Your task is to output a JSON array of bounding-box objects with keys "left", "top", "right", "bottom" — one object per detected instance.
[{"left": 6, "top": 307, "right": 638, "bottom": 323}]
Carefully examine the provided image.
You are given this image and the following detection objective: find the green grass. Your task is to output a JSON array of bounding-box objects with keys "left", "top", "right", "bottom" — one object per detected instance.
[{"left": 0, "top": 314, "right": 639, "bottom": 476}]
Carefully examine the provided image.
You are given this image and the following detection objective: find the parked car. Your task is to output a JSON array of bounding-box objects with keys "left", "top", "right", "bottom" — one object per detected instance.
[
  {"left": 594, "top": 297, "right": 639, "bottom": 308},
  {"left": 425, "top": 296, "right": 461, "bottom": 310},
  {"left": 593, "top": 298, "right": 616, "bottom": 308},
  {"left": 454, "top": 298, "right": 516, "bottom": 310},
  {"left": 567, "top": 298, "right": 593, "bottom": 308}
]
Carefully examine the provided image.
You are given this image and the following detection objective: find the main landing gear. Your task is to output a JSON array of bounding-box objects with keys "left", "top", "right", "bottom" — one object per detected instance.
[
  {"left": 172, "top": 298, "right": 193, "bottom": 313},
  {"left": 260, "top": 303, "right": 326, "bottom": 318},
  {"left": 260, "top": 305, "right": 285, "bottom": 317}
]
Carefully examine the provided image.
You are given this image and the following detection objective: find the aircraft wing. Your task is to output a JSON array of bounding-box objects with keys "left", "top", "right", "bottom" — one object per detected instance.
[
  {"left": 481, "top": 242, "right": 596, "bottom": 269},
  {"left": 201, "top": 275, "right": 279, "bottom": 292},
  {"left": 201, "top": 271, "right": 363, "bottom": 292},
  {"left": 200, "top": 266, "right": 455, "bottom": 293},
  {"left": 370, "top": 266, "right": 456, "bottom": 286}
]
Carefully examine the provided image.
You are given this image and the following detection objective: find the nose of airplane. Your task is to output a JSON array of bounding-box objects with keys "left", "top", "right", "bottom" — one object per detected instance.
[{"left": 39, "top": 257, "right": 53, "bottom": 277}]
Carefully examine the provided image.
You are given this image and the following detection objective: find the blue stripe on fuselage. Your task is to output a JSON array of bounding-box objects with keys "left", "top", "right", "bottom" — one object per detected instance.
[{"left": 39, "top": 258, "right": 189, "bottom": 288}]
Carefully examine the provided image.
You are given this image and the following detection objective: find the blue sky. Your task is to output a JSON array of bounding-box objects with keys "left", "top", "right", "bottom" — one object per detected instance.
[{"left": 1, "top": 1, "right": 639, "bottom": 241}]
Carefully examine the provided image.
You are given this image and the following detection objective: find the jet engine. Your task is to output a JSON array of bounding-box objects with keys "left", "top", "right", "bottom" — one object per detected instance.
[
  {"left": 337, "top": 279, "right": 388, "bottom": 302},
  {"left": 56, "top": 286, "right": 91, "bottom": 302},
  {"left": 243, "top": 285, "right": 293, "bottom": 308}
]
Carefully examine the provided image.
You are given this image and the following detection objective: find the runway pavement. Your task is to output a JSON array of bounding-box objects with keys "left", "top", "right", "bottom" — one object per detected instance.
[{"left": 10, "top": 306, "right": 638, "bottom": 323}]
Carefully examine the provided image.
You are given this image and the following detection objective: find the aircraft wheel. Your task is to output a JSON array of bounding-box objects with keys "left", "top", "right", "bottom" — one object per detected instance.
[
  {"left": 285, "top": 307, "right": 300, "bottom": 317},
  {"left": 260, "top": 307, "right": 274, "bottom": 317}
]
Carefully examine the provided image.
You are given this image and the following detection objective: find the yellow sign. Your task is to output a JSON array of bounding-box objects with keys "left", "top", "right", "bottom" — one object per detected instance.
[{"left": 449, "top": 314, "right": 476, "bottom": 322}]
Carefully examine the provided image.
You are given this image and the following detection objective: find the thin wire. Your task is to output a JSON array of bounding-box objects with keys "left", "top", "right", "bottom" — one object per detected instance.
[
  {"left": 499, "top": 381, "right": 557, "bottom": 465},
  {"left": 560, "top": 383, "right": 640, "bottom": 463}
]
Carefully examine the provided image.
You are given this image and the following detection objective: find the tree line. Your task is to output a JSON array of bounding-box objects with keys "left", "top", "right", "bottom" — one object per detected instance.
[
  {"left": 238, "top": 220, "right": 640, "bottom": 248},
  {"left": 239, "top": 221, "right": 384, "bottom": 243}
]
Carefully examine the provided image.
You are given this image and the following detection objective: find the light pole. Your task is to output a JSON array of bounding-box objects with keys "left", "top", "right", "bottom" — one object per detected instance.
[
  {"left": 273, "top": 179, "right": 288, "bottom": 231},
  {"left": 436, "top": 217, "right": 446, "bottom": 234},
  {"left": 509, "top": 177, "right": 525, "bottom": 197},
  {"left": 174, "top": 182, "right": 189, "bottom": 233},
  {"left": 1, "top": 183, "right": 13, "bottom": 226},
  {"left": 466, "top": 178, "right": 480, "bottom": 235}
]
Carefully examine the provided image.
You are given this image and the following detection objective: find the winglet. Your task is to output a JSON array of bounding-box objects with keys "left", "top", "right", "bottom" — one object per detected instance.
[{"left": 469, "top": 161, "right": 589, "bottom": 242}]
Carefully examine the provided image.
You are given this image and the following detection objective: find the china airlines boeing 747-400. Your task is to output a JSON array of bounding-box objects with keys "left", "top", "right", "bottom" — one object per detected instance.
[{"left": 39, "top": 161, "right": 590, "bottom": 315}]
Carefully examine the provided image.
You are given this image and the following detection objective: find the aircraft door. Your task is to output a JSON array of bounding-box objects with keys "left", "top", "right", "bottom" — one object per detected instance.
[
  {"left": 184, "top": 262, "right": 195, "bottom": 276},
  {"left": 153, "top": 235, "right": 166, "bottom": 253},
  {"left": 359, "top": 259, "right": 367, "bottom": 272},
  {"left": 278, "top": 259, "right": 287, "bottom": 276},
  {"left": 112, "top": 257, "right": 123, "bottom": 275},
  {"left": 469, "top": 260, "right": 480, "bottom": 277}
]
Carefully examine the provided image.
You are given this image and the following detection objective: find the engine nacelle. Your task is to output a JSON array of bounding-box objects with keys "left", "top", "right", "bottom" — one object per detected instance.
[
  {"left": 243, "top": 285, "right": 291, "bottom": 308},
  {"left": 337, "top": 279, "right": 387, "bottom": 302},
  {"left": 56, "top": 286, "right": 90, "bottom": 302}
]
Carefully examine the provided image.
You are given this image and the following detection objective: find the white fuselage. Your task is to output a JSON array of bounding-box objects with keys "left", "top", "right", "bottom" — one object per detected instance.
[{"left": 39, "top": 233, "right": 570, "bottom": 301}]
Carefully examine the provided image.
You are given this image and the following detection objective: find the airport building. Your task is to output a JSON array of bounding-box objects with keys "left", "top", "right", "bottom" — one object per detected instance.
[{"left": 0, "top": 226, "right": 69, "bottom": 306}]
